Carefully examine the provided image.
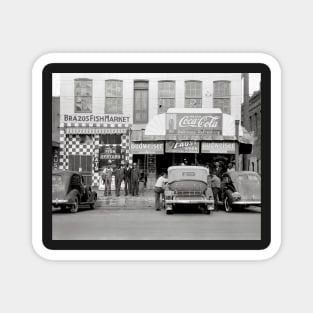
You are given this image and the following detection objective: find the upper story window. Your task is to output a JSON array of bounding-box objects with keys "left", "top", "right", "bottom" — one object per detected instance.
[
  {"left": 185, "top": 81, "right": 202, "bottom": 108},
  {"left": 134, "top": 80, "right": 149, "bottom": 124},
  {"left": 105, "top": 80, "right": 123, "bottom": 114},
  {"left": 74, "top": 79, "right": 92, "bottom": 113},
  {"left": 213, "top": 80, "right": 231, "bottom": 114},
  {"left": 158, "top": 81, "right": 175, "bottom": 114}
]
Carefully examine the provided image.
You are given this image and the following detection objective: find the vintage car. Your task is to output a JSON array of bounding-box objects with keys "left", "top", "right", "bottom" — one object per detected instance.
[
  {"left": 52, "top": 170, "right": 97, "bottom": 213},
  {"left": 219, "top": 171, "right": 261, "bottom": 212},
  {"left": 164, "top": 166, "right": 214, "bottom": 215}
]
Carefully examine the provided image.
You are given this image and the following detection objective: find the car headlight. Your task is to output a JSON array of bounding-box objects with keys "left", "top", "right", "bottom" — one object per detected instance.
[{"left": 232, "top": 192, "right": 241, "bottom": 200}]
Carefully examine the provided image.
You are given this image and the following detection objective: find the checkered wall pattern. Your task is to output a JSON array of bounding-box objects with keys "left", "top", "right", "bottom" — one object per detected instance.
[{"left": 58, "top": 122, "right": 131, "bottom": 187}]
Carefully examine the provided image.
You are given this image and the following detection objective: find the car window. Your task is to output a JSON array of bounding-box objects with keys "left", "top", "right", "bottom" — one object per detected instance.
[{"left": 71, "top": 175, "right": 81, "bottom": 185}]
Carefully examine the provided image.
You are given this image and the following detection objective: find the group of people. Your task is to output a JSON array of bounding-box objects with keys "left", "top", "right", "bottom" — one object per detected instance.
[
  {"left": 153, "top": 160, "right": 236, "bottom": 211},
  {"left": 101, "top": 162, "right": 146, "bottom": 197},
  {"left": 208, "top": 161, "right": 236, "bottom": 210}
]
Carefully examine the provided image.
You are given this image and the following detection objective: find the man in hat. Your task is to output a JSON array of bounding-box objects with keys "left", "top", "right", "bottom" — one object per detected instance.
[
  {"left": 131, "top": 162, "right": 140, "bottom": 196},
  {"left": 114, "top": 164, "right": 125, "bottom": 197},
  {"left": 124, "top": 162, "right": 132, "bottom": 196},
  {"left": 102, "top": 163, "right": 113, "bottom": 196}
]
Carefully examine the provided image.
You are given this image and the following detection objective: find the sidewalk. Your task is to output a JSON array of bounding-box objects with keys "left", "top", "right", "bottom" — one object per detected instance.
[{"left": 94, "top": 188, "right": 155, "bottom": 209}]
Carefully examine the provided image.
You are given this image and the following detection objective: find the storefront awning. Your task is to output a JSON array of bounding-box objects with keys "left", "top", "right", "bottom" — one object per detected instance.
[{"left": 143, "top": 108, "right": 254, "bottom": 144}]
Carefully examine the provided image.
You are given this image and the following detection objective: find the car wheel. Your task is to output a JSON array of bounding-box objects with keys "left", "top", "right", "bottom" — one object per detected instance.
[
  {"left": 70, "top": 197, "right": 79, "bottom": 213},
  {"left": 224, "top": 190, "right": 233, "bottom": 213}
]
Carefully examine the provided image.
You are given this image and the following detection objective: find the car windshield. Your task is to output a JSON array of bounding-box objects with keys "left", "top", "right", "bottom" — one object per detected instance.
[{"left": 52, "top": 174, "right": 67, "bottom": 192}]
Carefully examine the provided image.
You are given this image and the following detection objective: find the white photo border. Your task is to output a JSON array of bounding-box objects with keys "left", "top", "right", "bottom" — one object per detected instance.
[{"left": 32, "top": 53, "right": 281, "bottom": 260}]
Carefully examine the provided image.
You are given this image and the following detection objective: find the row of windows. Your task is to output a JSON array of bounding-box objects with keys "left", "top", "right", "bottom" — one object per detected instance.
[{"left": 74, "top": 79, "right": 231, "bottom": 123}]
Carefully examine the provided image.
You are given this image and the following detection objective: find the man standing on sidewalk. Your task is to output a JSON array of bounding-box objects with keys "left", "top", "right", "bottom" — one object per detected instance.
[
  {"left": 208, "top": 172, "right": 221, "bottom": 211},
  {"left": 103, "top": 163, "right": 113, "bottom": 197},
  {"left": 124, "top": 162, "right": 131, "bottom": 196},
  {"left": 154, "top": 172, "right": 168, "bottom": 211},
  {"left": 114, "top": 163, "right": 125, "bottom": 197},
  {"left": 131, "top": 163, "right": 140, "bottom": 196}
]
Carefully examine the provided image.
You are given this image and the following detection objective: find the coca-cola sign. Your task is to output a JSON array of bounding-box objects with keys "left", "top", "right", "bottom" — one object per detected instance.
[{"left": 166, "top": 113, "right": 222, "bottom": 135}]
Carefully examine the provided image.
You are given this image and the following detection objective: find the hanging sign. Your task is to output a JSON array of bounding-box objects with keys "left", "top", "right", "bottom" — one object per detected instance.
[
  {"left": 165, "top": 141, "right": 199, "bottom": 153},
  {"left": 166, "top": 113, "right": 223, "bottom": 135},
  {"left": 201, "top": 141, "right": 235, "bottom": 154},
  {"left": 99, "top": 145, "right": 124, "bottom": 168},
  {"left": 130, "top": 142, "right": 164, "bottom": 154}
]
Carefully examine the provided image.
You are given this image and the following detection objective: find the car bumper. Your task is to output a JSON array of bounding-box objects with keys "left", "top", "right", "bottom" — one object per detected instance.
[
  {"left": 232, "top": 200, "right": 261, "bottom": 205},
  {"left": 165, "top": 199, "right": 214, "bottom": 205},
  {"left": 52, "top": 199, "right": 68, "bottom": 205}
]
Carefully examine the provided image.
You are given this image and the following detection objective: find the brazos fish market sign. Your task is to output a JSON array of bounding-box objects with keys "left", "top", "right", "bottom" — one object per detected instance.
[
  {"left": 166, "top": 113, "right": 222, "bottom": 135},
  {"left": 166, "top": 141, "right": 199, "bottom": 153},
  {"left": 201, "top": 141, "right": 235, "bottom": 154},
  {"left": 130, "top": 142, "right": 164, "bottom": 154},
  {"left": 62, "top": 114, "right": 130, "bottom": 124}
]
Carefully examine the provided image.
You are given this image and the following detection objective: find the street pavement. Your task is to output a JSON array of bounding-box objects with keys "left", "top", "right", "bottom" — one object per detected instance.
[{"left": 52, "top": 190, "right": 261, "bottom": 240}]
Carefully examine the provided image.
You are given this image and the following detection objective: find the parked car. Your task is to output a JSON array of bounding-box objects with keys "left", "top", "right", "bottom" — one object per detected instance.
[
  {"left": 164, "top": 166, "right": 214, "bottom": 215},
  {"left": 52, "top": 170, "right": 97, "bottom": 213},
  {"left": 219, "top": 171, "right": 261, "bottom": 212}
]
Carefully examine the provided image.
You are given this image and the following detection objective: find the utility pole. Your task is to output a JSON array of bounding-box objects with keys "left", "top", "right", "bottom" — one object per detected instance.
[{"left": 242, "top": 73, "right": 250, "bottom": 170}]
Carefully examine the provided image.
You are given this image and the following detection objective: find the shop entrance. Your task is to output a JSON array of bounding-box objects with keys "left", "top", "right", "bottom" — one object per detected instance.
[{"left": 69, "top": 155, "right": 93, "bottom": 185}]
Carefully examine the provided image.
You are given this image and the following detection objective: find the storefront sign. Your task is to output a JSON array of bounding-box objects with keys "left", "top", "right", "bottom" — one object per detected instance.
[
  {"left": 52, "top": 148, "right": 59, "bottom": 169},
  {"left": 99, "top": 145, "right": 124, "bottom": 168},
  {"left": 62, "top": 114, "right": 130, "bottom": 124},
  {"left": 65, "top": 128, "right": 127, "bottom": 134},
  {"left": 130, "top": 142, "right": 164, "bottom": 154},
  {"left": 166, "top": 141, "right": 199, "bottom": 153},
  {"left": 166, "top": 113, "right": 223, "bottom": 135},
  {"left": 201, "top": 141, "right": 235, "bottom": 154},
  {"left": 94, "top": 149, "right": 99, "bottom": 171}
]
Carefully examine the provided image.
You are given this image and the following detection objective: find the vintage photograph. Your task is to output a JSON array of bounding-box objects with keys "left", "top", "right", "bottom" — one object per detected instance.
[{"left": 52, "top": 72, "right": 261, "bottom": 240}]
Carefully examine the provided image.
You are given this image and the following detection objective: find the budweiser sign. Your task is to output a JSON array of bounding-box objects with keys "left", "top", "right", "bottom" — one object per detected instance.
[{"left": 166, "top": 113, "right": 223, "bottom": 135}]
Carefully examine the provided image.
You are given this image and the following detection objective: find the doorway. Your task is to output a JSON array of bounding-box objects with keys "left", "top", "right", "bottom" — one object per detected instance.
[{"left": 69, "top": 155, "right": 93, "bottom": 185}]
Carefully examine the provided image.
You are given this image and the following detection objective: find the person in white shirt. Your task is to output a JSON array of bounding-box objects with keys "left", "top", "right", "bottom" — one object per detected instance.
[
  {"left": 154, "top": 172, "right": 168, "bottom": 211},
  {"left": 227, "top": 162, "right": 235, "bottom": 173}
]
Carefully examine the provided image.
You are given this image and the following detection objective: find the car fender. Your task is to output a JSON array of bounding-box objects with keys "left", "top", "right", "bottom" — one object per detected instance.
[
  {"left": 66, "top": 189, "right": 80, "bottom": 204},
  {"left": 88, "top": 191, "right": 97, "bottom": 202}
]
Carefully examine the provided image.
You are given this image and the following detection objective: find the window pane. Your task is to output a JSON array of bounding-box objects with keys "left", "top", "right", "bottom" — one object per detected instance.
[
  {"left": 213, "top": 98, "right": 231, "bottom": 114},
  {"left": 214, "top": 81, "right": 230, "bottom": 97},
  {"left": 185, "top": 98, "right": 202, "bottom": 108},
  {"left": 185, "top": 81, "right": 201, "bottom": 98},
  {"left": 75, "top": 79, "right": 92, "bottom": 112}
]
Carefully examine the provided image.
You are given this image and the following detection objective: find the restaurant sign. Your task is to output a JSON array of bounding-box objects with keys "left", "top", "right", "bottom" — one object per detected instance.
[
  {"left": 130, "top": 142, "right": 164, "bottom": 154},
  {"left": 99, "top": 145, "right": 124, "bottom": 168},
  {"left": 166, "top": 113, "right": 223, "bottom": 135},
  {"left": 201, "top": 141, "right": 235, "bottom": 154},
  {"left": 166, "top": 141, "right": 199, "bottom": 153}
]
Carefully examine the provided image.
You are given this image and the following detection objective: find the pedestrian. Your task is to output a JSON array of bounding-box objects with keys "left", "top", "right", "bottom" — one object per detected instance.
[
  {"left": 131, "top": 163, "right": 140, "bottom": 196},
  {"left": 227, "top": 162, "right": 235, "bottom": 173},
  {"left": 114, "top": 164, "right": 124, "bottom": 197},
  {"left": 124, "top": 162, "right": 132, "bottom": 196},
  {"left": 213, "top": 161, "right": 223, "bottom": 178},
  {"left": 154, "top": 172, "right": 168, "bottom": 211},
  {"left": 103, "top": 163, "right": 113, "bottom": 196},
  {"left": 208, "top": 171, "right": 221, "bottom": 211},
  {"left": 139, "top": 172, "right": 145, "bottom": 196}
]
